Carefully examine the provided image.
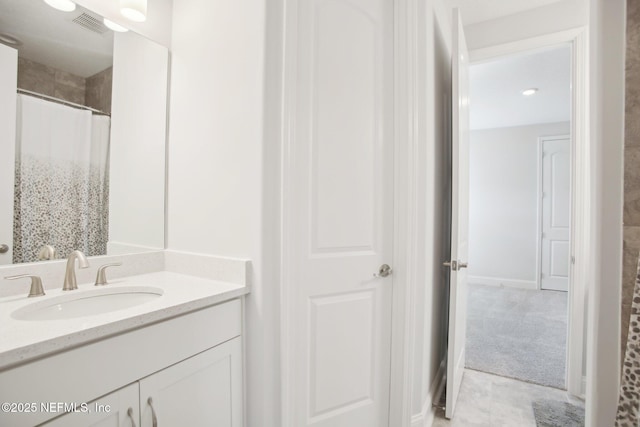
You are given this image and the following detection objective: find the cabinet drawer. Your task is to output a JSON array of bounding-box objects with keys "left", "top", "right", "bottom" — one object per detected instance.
[{"left": 0, "top": 299, "right": 241, "bottom": 426}]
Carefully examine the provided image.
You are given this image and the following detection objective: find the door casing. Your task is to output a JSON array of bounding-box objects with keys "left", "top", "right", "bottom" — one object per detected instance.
[{"left": 469, "top": 28, "right": 589, "bottom": 399}]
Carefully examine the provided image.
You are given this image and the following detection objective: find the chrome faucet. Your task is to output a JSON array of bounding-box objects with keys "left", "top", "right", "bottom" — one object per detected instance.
[{"left": 63, "top": 250, "right": 90, "bottom": 291}]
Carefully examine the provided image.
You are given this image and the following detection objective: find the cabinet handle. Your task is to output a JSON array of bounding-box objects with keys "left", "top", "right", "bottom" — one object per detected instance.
[
  {"left": 147, "top": 397, "right": 158, "bottom": 427},
  {"left": 127, "top": 407, "right": 137, "bottom": 427}
]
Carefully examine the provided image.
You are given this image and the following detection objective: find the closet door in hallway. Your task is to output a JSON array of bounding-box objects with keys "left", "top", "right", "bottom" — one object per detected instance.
[
  {"left": 284, "top": 0, "right": 394, "bottom": 426},
  {"left": 540, "top": 136, "right": 571, "bottom": 292}
]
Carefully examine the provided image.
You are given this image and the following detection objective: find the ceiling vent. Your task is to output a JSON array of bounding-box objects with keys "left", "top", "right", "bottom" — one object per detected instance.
[{"left": 72, "top": 12, "right": 109, "bottom": 35}]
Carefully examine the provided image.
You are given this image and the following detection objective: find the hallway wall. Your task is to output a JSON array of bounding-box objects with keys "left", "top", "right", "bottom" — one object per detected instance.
[{"left": 468, "top": 121, "right": 570, "bottom": 289}]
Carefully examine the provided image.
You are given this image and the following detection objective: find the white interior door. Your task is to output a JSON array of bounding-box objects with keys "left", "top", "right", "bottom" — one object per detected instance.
[
  {"left": 540, "top": 136, "right": 571, "bottom": 292},
  {"left": 445, "top": 8, "right": 470, "bottom": 420},
  {"left": 0, "top": 44, "right": 17, "bottom": 265},
  {"left": 288, "top": 0, "right": 394, "bottom": 425}
]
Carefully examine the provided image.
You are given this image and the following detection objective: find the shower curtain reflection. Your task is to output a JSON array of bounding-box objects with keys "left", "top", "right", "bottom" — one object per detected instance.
[{"left": 13, "top": 94, "right": 110, "bottom": 263}]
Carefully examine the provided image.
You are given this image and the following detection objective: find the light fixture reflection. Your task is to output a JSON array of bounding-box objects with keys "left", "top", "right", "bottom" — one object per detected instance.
[
  {"left": 0, "top": 33, "right": 22, "bottom": 47},
  {"left": 120, "top": 0, "right": 147, "bottom": 22},
  {"left": 522, "top": 88, "right": 538, "bottom": 96},
  {"left": 43, "top": 0, "right": 76, "bottom": 12},
  {"left": 104, "top": 18, "right": 129, "bottom": 33}
]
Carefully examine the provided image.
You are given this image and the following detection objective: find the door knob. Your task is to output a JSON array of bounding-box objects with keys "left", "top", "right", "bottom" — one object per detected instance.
[
  {"left": 443, "top": 260, "right": 468, "bottom": 271},
  {"left": 374, "top": 264, "right": 393, "bottom": 278},
  {"left": 0, "top": 244, "right": 8, "bottom": 254}
]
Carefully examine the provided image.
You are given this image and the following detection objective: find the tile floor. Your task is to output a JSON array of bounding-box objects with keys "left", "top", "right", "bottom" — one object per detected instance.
[{"left": 432, "top": 369, "right": 584, "bottom": 427}]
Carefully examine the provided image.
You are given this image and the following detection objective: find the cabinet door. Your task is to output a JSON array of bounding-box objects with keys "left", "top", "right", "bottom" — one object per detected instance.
[
  {"left": 40, "top": 383, "right": 139, "bottom": 427},
  {"left": 139, "top": 337, "right": 243, "bottom": 427}
]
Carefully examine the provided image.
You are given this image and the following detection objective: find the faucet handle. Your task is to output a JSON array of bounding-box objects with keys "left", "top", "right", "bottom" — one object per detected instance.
[
  {"left": 37, "top": 245, "right": 57, "bottom": 261},
  {"left": 5, "top": 274, "right": 45, "bottom": 297},
  {"left": 95, "top": 262, "right": 123, "bottom": 286}
]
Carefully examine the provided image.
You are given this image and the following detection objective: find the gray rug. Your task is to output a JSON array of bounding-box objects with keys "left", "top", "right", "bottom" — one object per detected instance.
[
  {"left": 466, "top": 284, "right": 568, "bottom": 388},
  {"left": 532, "top": 399, "right": 585, "bottom": 426}
]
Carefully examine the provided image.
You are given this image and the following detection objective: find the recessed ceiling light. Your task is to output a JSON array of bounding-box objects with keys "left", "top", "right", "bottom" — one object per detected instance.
[
  {"left": 121, "top": 0, "right": 147, "bottom": 22},
  {"left": 43, "top": 0, "right": 76, "bottom": 12},
  {"left": 522, "top": 88, "right": 538, "bottom": 96},
  {"left": 0, "top": 33, "right": 22, "bottom": 47},
  {"left": 104, "top": 18, "right": 129, "bottom": 33}
]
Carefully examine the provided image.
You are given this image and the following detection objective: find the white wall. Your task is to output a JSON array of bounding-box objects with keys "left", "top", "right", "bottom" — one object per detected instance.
[
  {"left": 464, "top": 0, "right": 588, "bottom": 51},
  {"left": 0, "top": 45, "right": 17, "bottom": 265},
  {"left": 74, "top": 0, "right": 173, "bottom": 48},
  {"left": 468, "top": 122, "right": 570, "bottom": 288},
  {"left": 586, "top": 0, "right": 625, "bottom": 425},
  {"left": 109, "top": 32, "right": 168, "bottom": 254},
  {"left": 167, "top": 0, "right": 276, "bottom": 426},
  {"left": 168, "top": 0, "right": 264, "bottom": 259}
]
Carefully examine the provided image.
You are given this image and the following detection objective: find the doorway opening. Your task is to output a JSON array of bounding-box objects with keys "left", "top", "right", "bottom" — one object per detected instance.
[{"left": 464, "top": 44, "right": 573, "bottom": 391}]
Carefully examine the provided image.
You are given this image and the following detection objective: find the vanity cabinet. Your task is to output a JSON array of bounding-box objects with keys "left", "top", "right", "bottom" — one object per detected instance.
[
  {"left": 139, "top": 337, "right": 242, "bottom": 427},
  {"left": 41, "top": 384, "right": 139, "bottom": 427},
  {"left": 40, "top": 338, "right": 243, "bottom": 427},
  {"left": 0, "top": 299, "right": 244, "bottom": 427}
]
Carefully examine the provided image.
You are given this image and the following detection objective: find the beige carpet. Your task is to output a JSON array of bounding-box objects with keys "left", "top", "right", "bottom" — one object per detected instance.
[{"left": 465, "top": 283, "right": 568, "bottom": 389}]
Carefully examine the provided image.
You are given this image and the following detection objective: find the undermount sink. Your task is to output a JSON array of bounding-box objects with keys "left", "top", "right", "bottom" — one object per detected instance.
[{"left": 11, "top": 286, "right": 164, "bottom": 321}]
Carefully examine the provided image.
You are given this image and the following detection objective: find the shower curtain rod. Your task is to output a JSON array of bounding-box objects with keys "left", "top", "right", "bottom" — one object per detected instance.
[{"left": 17, "top": 89, "right": 110, "bottom": 116}]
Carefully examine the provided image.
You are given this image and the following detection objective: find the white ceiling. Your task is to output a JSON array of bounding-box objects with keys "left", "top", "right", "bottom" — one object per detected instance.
[
  {"left": 448, "top": 0, "right": 565, "bottom": 25},
  {"left": 0, "top": 0, "right": 113, "bottom": 78},
  {"left": 470, "top": 44, "right": 571, "bottom": 130}
]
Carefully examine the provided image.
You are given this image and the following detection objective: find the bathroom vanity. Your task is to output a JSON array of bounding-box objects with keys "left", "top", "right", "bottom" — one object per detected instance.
[{"left": 0, "top": 271, "right": 248, "bottom": 426}]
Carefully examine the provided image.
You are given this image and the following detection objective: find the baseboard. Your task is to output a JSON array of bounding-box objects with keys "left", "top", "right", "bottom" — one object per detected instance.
[
  {"left": 410, "top": 358, "right": 446, "bottom": 427},
  {"left": 468, "top": 275, "right": 537, "bottom": 290}
]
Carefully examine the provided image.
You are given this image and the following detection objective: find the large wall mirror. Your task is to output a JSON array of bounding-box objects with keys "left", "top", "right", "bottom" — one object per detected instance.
[{"left": 0, "top": 0, "right": 168, "bottom": 265}]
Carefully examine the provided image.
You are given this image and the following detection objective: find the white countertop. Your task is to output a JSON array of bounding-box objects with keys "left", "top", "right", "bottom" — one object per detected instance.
[{"left": 0, "top": 271, "right": 249, "bottom": 370}]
